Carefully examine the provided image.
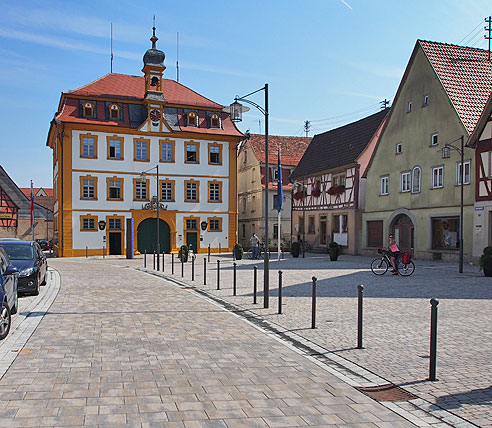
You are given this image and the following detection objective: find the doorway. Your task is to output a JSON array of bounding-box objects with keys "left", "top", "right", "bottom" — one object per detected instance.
[
  {"left": 320, "top": 220, "right": 327, "bottom": 245},
  {"left": 137, "top": 218, "right": 171, "bottom": 253},
  {"left": 109, "top": 232, "right": 121, "bottom": 255},
  {"left": 186, "top": 232, "right": 198, "bottom": 253},
  {"left": 391, "top": 214, "right": 414, "bottom": 254}
]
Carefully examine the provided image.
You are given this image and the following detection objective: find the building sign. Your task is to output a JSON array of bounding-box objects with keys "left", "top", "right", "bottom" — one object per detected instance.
[{"left": 0, "top": 213, "right": 13, "bottom": 219}]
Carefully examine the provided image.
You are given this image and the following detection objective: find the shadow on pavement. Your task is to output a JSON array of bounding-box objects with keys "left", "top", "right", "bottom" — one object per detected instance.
[{"left": 434, "top": 385, "right": 492, "bottom": 409}]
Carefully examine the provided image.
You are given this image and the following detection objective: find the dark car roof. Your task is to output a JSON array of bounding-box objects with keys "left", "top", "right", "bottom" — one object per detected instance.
[{"left": 0, "top": 240, "right": 33, "bottom": 245}]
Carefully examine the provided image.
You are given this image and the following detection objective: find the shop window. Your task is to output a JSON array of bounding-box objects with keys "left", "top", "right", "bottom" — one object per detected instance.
[{"left": 432, "top": 217, "right": 459, "bottom": 249}]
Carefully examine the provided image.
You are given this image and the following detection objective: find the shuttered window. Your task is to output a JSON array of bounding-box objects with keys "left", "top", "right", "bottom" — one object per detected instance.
[{"left": 367, "top": 220, "right": 383, "bottom": 247}]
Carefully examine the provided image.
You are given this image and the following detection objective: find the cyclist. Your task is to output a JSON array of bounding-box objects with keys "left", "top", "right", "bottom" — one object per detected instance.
[{"left": 387, "top": 234, "right": 400, "bottom": 275}]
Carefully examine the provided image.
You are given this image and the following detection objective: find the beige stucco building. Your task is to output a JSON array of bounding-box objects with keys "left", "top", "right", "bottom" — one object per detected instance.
[{"left": 362, "top": 40, "right": 492, "bottom": 261}]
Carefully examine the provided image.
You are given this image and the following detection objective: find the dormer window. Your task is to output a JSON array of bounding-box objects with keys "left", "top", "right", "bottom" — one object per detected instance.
[
  {"left": 83, "top": 102, "right": 95, "bottom": 117},
  {"left": 187, "top": 111, "right": 198, "bottom": 127},
  {"left": 210, "top": 113, "right": 220, "bottom": 128},
  {"left": 109, "top": 104, "right": 120, "bottom": 120}
]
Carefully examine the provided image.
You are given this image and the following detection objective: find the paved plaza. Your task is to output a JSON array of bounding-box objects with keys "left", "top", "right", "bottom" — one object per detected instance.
[{"left": 0, "top": 254, "right": 489, "bottom": 427}]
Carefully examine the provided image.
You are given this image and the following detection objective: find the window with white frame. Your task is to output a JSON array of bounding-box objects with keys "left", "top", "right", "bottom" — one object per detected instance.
[
  {"left": 431, "top": 133, "right": 439, "bottom": 146},
  {"left": 401, "top": 171, "right": 411, "bottom": 192},
  {"left": 82, "top": 136, "right": 96, "bottom": 158},
  {"left": 108, "top": 138, "right": 122, "bottom": 159},
  {"left": 135, "top": 181, "right": 147, "bottom": 200},
  {"left": 411, "top": 166, "right": 421, "bottom": 193},
  {"left": 135, "top": 140, "right": 148, "bottom": 161},
  {"left": 108, "top": 180, "right": 121, "bottom": 200},
  {"left": 82, "top": 217, "right": 96, "bottom": 230},
  {"left": 456, "top": 160, "right": 471, "bottom": 185},
  {"left": 209, "top": 182, "right": 220, "bottom": 202},
  {"left": 209, "top": 218, "right": 221, "bottom": 231},
  {"left": 82, "top": 178, "right": 96, "bottom": 199},
  {"left": 161, "top": 141, "right": 174, "bottom": 162},
  {"left": 186, "top": 182, "right": 198, "bottom": 201},
  {"left": 108, "top": 218, "right": 122, "bottom": 230},
  {"left": 380, "top": 175, "right": 389, "bottom": 195},
  {"left": 432, "top": 166, "right": 444, "bottom": 188},
  {"left": 161, "top": 181, "right": 173, "bottom": 201}
]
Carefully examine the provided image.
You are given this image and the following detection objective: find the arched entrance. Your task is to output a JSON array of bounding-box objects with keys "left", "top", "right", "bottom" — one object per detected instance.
[
  {"left": 390, "top": 214, "right": 414, "bottom": 254},
  {"left": 137, "top": 218, "right": 171, "bottom": 253}
]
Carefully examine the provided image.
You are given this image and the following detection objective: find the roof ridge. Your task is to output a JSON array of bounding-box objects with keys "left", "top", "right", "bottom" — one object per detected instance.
[
  {"left": 313, "top": 109, "right": 388, "bottom": 137},
  {"left": 167, "top": 79, "right": 222, "bottom": 108},
  {"left": 418, "top": 39, "right": 489, "bottom": 53},
  {"left": 250, "top": 133, "right": 311, "bottom": 139}
]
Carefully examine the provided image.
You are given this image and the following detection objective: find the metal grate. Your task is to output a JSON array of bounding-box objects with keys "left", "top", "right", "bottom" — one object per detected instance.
[{"left": 356, "top": 384, "right": 417, "bottom": 402}]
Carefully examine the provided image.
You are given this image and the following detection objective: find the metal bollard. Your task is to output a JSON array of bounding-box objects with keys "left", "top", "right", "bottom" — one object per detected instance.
[
  {"left": 157, "top": 250, "right": 160, "bottom": 271},
  {"left": 86, "top": 246, "right": 88, "bottom": 258},
  {"left": 217, "top": 260, "right": 220, "bottom": 290},
  {"left": 162, "top": 252, "right": 164, "bottom": 272},
  {"left": 219, "top": 243, "right": 221, "bottom": 254},
  {"left": 233, "top": 262, "right": 237, "bottom": 296},
  {"left": 208, "top": 244, "right": 211, "bottom": 262},
  {"left": 429, "top": 298, "right": 439, "bottom": 381},
  {"left": 181, "top": 257, "right": 184, "bottom": 277},
  {"left": 357, "top": 285, "right": 364, "bottom": 349},
  {"left": 171, "top": 253, "right": 174, "bottom": 275},
  {"left": 103, "top": 246, "right": 105, "bottom": 259},
  {"left": 253, "top": 266, "right": 257, "bottom": 304},
  {"left": 203, "top": 258, "right": 207, "bottom": 285},
  {"left": 153, "top": 251, "right": 156, "bottom": 270},
  {"left": 192, "top": 256, "right": 195, "bottom": 281},
  {"left": 278, "top": 270, "right": 283, "bottom": 314},
  {"left": 144, "top": 250, "right": 147, "bottom": 268},
  {"left": 233, "top": 248, "right": 235, "bottom": 261},
  {"left": 311, "top": 276, "right": 317, "bottom": 329}
]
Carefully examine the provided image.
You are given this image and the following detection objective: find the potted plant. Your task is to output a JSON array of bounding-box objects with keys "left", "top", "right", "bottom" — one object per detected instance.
[
  {"left": 234, "top": 243, "right": 244, "bottom": 260},
  {"left": 479, "top": 246, "right": 492, "bottom": 276},
  {"left": 291, "top": 241, "right": 300, "bottom": 258},
  {"left": 328, "top": 241, "right": 339, "bottom": 261},
  {"left": 178, "top": 245, "right": 189, "bottom": 263}
]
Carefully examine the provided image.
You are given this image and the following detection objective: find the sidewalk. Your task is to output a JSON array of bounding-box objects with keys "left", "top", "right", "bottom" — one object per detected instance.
[
  {"left": 0, "top": 257, "right": 421, "bottom": 427},
  {"left": 122, "top": 252, "right": 492, "bottom": 428}
]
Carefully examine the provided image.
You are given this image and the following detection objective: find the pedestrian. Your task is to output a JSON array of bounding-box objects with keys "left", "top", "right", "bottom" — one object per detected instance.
[
  {"left": 387, "top": 234, "right": 400, "bottom": 275},
  {"left": 250, "top": 232, "right": 260, "bottom": 259}
]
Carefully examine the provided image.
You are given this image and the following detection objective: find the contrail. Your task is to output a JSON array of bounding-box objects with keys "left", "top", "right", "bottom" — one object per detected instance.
[{"left": 339, "top": 0, "right": 353, "bottom": 9}]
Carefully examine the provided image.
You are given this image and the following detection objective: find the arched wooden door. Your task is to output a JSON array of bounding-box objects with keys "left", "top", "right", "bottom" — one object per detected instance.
[
  {"left": 137, "top": 218, "right": 171, "bottom": 253},
  {"left": 391, "top": 214, "right": 414, "bottom": 254}
]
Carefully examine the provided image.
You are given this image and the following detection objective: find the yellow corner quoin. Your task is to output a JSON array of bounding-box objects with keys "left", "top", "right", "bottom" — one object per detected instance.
[{"left": 49, "top": 30, "right": 242, "bottom": 257}]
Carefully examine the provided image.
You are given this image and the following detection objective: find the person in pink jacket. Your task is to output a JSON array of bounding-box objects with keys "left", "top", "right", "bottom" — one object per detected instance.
[{"left": 387, "top": 234, "right": 400, "bottom": 275}]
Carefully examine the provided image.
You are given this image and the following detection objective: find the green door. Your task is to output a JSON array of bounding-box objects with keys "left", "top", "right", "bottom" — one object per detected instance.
[
  {"left": 186, "top": 232, "right": 198, "bottom": 253},
  {"left": 137, "top": 218, "right": 171, "bottom": 253}
]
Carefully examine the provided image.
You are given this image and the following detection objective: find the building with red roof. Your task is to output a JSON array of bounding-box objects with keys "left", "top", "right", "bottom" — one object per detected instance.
[
  {"left": 362, "top": 40, "right": 492, "bottom": 262},
  {"left": 237, "top": 134, "right": 310, "bottom": 248},
  {"left": 46, "top": 29, "right": 242, "bottom": 257}
]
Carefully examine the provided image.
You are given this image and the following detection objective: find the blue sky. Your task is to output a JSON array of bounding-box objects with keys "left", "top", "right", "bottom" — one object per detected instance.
[{"left": 1, "top": 0, "right": 491, "bottom": 188}]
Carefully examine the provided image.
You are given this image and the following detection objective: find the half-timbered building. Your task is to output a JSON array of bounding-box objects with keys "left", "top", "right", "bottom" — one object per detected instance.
[
  {"left": 290, "top": 110, "right": 387, "bottom": 254},
  {"left": 0, "top": 166, "right": 52, "bottom": 240}
]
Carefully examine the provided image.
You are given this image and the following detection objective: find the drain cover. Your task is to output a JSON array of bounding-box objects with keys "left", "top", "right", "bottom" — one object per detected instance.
[{"left": 356, "top": 384, "right": 417, "bottom": 402}]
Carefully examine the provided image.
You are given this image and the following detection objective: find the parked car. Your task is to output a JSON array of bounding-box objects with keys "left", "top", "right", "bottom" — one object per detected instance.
[
  {"left": 0, "top": 240, "right": 47, "bottom": 296},
  {"left": 0, "top": 247, "right": 18, "bottom": 340},
  {"left": 35, "top": 239, "right": 50, "bottom": 251}
]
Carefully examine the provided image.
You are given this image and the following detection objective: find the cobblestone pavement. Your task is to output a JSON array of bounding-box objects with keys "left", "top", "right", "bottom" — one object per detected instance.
[
  {"left": 0, "top": 258, "right": 426, "bottom": 427},
  {"left": 107, "top": 252, "right": 492, "bottom": 428}
]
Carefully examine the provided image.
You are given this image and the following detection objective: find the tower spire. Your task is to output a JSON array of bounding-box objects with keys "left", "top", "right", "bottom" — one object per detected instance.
[{"left": 151, "top": 15, "right": 158, "bottom": 49}]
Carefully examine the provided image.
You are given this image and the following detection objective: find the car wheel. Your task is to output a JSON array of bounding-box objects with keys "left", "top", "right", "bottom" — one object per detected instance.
[
  {"left": 32, "top": 277, "right": 40, "bottom": 296},
  {"left": 0, "top": 302, "right": 11, "bottom": 340},
  {"left": 41, "top": 273, "right": 46, "bottom": 286}
]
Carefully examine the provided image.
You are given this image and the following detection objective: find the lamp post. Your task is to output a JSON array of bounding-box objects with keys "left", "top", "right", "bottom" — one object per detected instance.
[
  {"left": 140, "top": 165, "right": 160, "bottom": 270},
  {"left": 442, "top": 135, "right": 465, "bottom": 273},
  {"left": 225, "top": 84, "right": 270, "bottom": 308}
]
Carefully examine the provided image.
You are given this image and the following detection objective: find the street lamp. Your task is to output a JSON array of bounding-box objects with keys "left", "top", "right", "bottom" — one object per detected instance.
[
  {"left": 224, "top": 84, "right": 270, "bottom": 308},
  {"left": 140, "top": 165, "right": 160, "bottom": 270},
  {"left": 441, "top": 135, "right": 465, "bottom": 273}
]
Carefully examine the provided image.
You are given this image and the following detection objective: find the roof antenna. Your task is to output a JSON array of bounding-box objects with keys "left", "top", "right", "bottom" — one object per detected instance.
[
  {"left": 110, "top": 23, "right": 113, "bottom": 73},
  {"left": 176, "top": 32, "right": 180, "bottom": 82},
  {"left": 485, "top": 16, "right": 492, "bottom": 61},
  {"left": 151, "top": 15, "right": 157, "bottom": 49}
]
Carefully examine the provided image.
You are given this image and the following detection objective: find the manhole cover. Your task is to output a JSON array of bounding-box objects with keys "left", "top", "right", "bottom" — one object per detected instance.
[{"left": 356, "top": 384, "right": 417, "bottom": 402}]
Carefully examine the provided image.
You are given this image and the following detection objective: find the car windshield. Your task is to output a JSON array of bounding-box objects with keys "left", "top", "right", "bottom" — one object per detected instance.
[{"left": 0, "top": 244, "right": 34, "bottom": 260}]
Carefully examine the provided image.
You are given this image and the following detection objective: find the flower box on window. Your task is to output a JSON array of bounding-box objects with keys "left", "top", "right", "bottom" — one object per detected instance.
[
  {"left": 293, "top": 191, "right": 304, "bottom": 200},
  {"left": 311, "top": 188, "right": 321, "bottom": 197},
  {"left": 327, "top": 184, "right": 345, "bottom": 195}
]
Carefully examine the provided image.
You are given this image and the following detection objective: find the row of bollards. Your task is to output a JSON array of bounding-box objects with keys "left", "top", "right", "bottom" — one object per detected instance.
[{"left": 142, "top": 252, "right": 440, "bottom": 382}]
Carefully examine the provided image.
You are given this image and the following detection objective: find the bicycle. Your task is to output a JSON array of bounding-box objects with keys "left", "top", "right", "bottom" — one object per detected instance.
[
  {"left": 247, "top": 243, "right": 265, "bottom": 260},
  {"left": 371, "top": 248, "right": 415, "bottom": 276}
]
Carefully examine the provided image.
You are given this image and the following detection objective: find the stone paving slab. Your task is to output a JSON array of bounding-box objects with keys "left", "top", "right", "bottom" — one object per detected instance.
[
  {"left": 0, "top": 257, "right": 428, "bottom": 428},
  {"left": 104, "top": 252, "right": 491, "bottom": 428}
]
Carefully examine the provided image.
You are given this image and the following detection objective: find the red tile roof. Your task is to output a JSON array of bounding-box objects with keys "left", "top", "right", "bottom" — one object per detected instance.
[
  {"left": 20, "top": 188, "right": 54, "bottom": 197},
  {"left": 67, "top": 73, "right": 222, "bottom": 109},
  {"left": 419, "top": 40, "right": 492, "bottom": 134},
  {"left": 246, "top": 134, "right": 311, "bottom": 166}
]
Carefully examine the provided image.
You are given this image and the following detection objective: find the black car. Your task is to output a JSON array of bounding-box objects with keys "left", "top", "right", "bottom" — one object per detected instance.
[
  {"left": 0, "top": 247, "right": 18, "bottom": 340},
  {"left": 0, "top": 240, "right": 47, "bottom": 296},
  {"left": 35, "top": 239, "right": 50, "bottom": 251}
]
